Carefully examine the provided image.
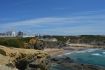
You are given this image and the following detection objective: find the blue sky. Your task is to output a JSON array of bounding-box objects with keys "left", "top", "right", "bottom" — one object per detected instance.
[{"left": 0, "top": 0, "right": 105, "bottom": 35}]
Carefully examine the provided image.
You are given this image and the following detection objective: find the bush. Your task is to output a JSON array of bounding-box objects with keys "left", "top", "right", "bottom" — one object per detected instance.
[{"left": 0, "top": 37, "right": 24, "bottom": 48}]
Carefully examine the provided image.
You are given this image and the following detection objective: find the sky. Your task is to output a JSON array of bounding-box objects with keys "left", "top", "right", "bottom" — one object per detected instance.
[{"left": 0, "top": 0, "right": 105, "bottom": 35}]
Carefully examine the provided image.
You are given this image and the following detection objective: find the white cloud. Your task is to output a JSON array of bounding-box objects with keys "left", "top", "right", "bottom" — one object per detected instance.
[
  {"left": 3, "top": 14, "right": 105, "bottom": 26},
  {"left": 1, "top": 10, "right": 105, "bottom": 35}
]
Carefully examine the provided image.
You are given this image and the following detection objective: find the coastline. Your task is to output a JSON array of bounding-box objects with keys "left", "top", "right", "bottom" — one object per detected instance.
[
  {"left": 44, "top": 48, "right": 65, "bottom": 56},
  {"left": 44, "top": 46, "right": 99, "bottom": 57},
  {"left": 49, "top": 47, "right": 105, "bottom": 70},
  {"left": 0, "top": 45, "right": 105, "bottom": 70}
]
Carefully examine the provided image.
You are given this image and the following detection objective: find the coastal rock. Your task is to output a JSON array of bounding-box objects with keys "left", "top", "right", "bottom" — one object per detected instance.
[
  {"left": 0, "top": 65, "right": 18, "bottom": 70},
  {"left": 0, "top": 45, "right": 51, "bottom": 70},
  {"left": 51, "top": 56, "right": 74, "bottom": 63}
]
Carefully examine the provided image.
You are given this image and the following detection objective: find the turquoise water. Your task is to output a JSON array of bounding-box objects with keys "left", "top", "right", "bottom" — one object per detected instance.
[
  {"left": 51, "top": 49, "right": 105, "bottom": 70},
  {"left": 69, "top": 49, "right": 105, "bottom": 67}
]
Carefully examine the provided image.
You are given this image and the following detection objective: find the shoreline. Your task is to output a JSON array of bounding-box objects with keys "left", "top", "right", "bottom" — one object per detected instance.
[
  {"left": 44, "top": 46, "right": 104, "bottom": 57},
  {"left": 49, "top": 47, "right": 105, "bottom": 70},
  {"left": 44, "top": 48, "right": 65, "bottom": 56}
]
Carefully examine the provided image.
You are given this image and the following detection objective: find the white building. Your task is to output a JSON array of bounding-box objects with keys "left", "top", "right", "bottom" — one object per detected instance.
[
  {"left": 11, "top": 31, "right": 16, "bottom": 37},
  {"left": 0, "top": 31, "right": 16, "bottom": 37}
]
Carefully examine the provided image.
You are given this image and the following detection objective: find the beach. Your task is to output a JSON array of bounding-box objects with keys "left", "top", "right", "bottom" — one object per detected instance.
[
  {"left": 44, "top": 46, "right": 90, "bottom": 57},
  {"left": 44, "top": 48, "right": 65, "bottom": 56},
  {"left": 48, "top": 47, "right": 105, "bottom": 70}
]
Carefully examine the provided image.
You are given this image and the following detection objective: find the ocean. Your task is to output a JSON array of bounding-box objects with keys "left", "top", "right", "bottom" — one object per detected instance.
[{"left": 50, "top": 49, "right": 105, "bottom": 70}]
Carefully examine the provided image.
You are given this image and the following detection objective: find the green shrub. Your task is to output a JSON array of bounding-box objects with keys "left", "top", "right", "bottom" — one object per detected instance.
[{"left": 0, "top": 37, "right": 24, "bottom": 48}]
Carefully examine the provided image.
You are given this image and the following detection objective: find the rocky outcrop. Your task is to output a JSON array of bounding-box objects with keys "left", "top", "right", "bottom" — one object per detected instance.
[{"left": 0, "top": 45, "right": 51, "bottom": 70}]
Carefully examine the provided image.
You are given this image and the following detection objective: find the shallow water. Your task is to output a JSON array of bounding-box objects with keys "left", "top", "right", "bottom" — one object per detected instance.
[
  {"left": 51, "top": 49, "right": 105, "bottom": 70},
  {"left": 69, "top": 49, "right": 105, "bottom": 67}
]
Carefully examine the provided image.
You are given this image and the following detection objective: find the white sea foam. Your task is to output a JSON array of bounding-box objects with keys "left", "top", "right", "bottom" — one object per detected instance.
[
  {"left": 62, "top": 49, "right": 101, "bottom": 56},
  {"left": 73, "top": 49, "right": 99, "bottom": 54},
  {"left": 57, "top": 51, "right": 74, "bottom": 57},
  {"left": 64, "top": 49, "right": 97, "bottom": 55},
  {"left": 102, "top": 52, "right": 105, "bottom": 54},
  {"left": 92, "top": 53, "right": 101, "bottom": 56},
  {"left": 86, "top": 49, "right": 99, "bottom": 52},
  {"left": 64, "top": 52, "right": 72, "bottom": 55}
]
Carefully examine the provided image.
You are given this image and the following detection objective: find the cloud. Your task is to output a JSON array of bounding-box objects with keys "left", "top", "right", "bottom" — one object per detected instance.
[
  {"left": 3, "top": 15, "right": 105, "bottom": 26},
  {"left": 1, "top": 10, "right": 105, "bottom": 35},
  {"left": 4, "top": 15, "right": 105, "bottom": 27}
]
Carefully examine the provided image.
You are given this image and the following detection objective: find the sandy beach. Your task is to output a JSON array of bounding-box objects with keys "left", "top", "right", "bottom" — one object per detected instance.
[
  {"left": 44, "top": 48, "right": 65, "bottom": 56},
  {"left": 44, "top": 46, "right": 88, "bottom": 56}
]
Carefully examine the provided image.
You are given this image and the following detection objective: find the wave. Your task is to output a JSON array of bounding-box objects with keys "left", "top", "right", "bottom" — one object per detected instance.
[
  {"left": 60, "top": 49, "right": 104, "bottom": 58},
  {"left": 61, "top": 49, "right": 100, "bottom": 56},
  {"left": 73, "top": 49, "right": 99, "bottom": 54},
  {"left": 102, "top": 52, "right": 105, "bottom": 54},
  {"left": 91, "top": 53, "right": 101, "bottom": 56},
  {"left": 91, "top": 51, "right": 105, "bottom": 56}
]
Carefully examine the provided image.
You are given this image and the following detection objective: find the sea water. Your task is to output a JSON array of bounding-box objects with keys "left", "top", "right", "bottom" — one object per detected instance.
[
  {"left": 69, "top": 49, "right": 105, "bottom": 67},
  {"left": 51, "top": 49, "right": 105, "bottom": 70}
]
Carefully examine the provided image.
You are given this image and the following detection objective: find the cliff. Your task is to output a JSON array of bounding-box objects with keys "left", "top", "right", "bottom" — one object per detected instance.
[{"left": 0, "top": 45, "right": 50, "bottom": 70}]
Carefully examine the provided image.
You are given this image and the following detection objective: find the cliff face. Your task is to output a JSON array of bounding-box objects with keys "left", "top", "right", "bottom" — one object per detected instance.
[{"left": 0, "top": 45, "right": 51, "bottom": 70}]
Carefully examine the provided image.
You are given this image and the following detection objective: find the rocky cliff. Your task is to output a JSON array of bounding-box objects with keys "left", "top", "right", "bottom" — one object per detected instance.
[{"left": 0, "top": 45, "right": 51, "bottom": 70}]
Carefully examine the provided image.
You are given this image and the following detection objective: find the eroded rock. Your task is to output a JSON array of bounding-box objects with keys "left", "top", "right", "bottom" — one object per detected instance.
[{"left": 0, "top": 45, "right": 51, "bottom": 70}]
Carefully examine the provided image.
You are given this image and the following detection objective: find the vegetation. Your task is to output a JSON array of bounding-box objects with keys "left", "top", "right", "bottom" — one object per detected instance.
[
  {"left": 0, "top": 37, "right": 45, "bottom": 50},
  {"left": 53, "top": 35, "right": 105, "bottom": 45},
  {"left": 0, "top": 37, "right": 32, "bottom": 48},
  {"left": 0, "top": 35, "right": 105, "bottom": 48}
]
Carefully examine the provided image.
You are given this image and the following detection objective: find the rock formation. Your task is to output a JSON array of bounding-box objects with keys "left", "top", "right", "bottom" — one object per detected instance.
[{"left": 0, "top": 45, "right": 50, "bottom": 70}]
